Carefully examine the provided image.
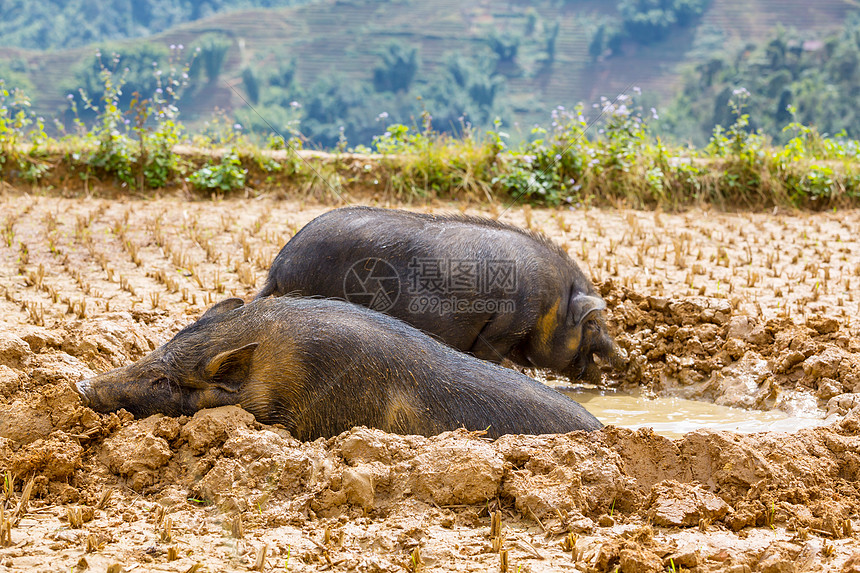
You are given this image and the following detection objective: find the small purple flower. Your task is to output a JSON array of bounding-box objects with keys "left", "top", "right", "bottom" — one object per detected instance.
[
  {"left": 651, "top": 107, "right": 659, "bottom": 120},
  {"left": 170, "top": 44, "right": 176, "bottom": 50},
  {"left": 156, "top": 88, "right": 163, "bottom": 94},
  {"left": 67, "top": 94, "right": 74, "bottom": 100},
  {"left": 178, "top": 44, "right": 184, "bottom": 50},
  {"left": 290, "top": 101, "right": 301, "bottom": 109},
  {"left": 234, "top": 123, "right": 242, "bottom": 130},
  {"left": 633, "top": 86, "right": 641, "bottom": 95}
]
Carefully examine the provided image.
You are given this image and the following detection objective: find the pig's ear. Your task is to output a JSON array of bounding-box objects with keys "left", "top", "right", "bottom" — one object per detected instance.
[
  {"left": 200, "top": 298, "right": 245, "bottom": 321},
  {"left": 203, "top": 343, "right": 259, "bottom": 392},
  {"left": 570, "top": 294, "right": 606, "bottom": 327}
]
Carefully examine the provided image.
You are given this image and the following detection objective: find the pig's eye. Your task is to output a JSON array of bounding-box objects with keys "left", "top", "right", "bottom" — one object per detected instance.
[{"left": 152, "top": 378, "right": 168, "bottom": 388}]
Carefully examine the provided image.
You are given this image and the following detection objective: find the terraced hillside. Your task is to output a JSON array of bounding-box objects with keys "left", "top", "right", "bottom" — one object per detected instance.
[{"left": 0, "top": 0, "right": 855, "bottom": 131}]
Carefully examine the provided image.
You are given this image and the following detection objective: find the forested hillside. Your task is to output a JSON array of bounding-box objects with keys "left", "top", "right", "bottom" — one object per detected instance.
[
  {"left": 664, "top": 15, "right": 860, "bottom": 145},
  {"left": 0, "top": 0, "right": 857, "bottom": 148},
  {"left": 0, "top": 0, "right": 314, "bottom": 49}
]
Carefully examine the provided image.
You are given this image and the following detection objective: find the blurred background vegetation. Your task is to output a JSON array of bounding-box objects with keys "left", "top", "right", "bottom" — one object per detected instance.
[{"left": 0, "top": 0, "right": 859, "bottom": 149}]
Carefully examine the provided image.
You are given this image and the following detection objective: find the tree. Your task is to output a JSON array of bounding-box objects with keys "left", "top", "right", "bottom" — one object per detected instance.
[
  {"left": 191, "top": 33, "right": 231, "bottom": 83},
  {"left": 372, "top": 42, "right": 419, "bottom": 93},
  {"left": 486, "top": 31, "right": 520, "bottom": 63},
  {"left": 589, "top": 24, "right": 607, "bottom": 60},
  {"left": 545, "top": 21, "right": 560, "bottom": 63},
  {"left": 241, "top": 66, "right": 260, "bottom": 104},
  {"left": 617, "top": 0, "right": 709, "bottom": 46}
]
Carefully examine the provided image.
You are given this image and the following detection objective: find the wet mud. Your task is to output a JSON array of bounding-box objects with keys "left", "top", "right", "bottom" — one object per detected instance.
[{"left": 1, "top": 194, "right": 859, "bottom": 571}]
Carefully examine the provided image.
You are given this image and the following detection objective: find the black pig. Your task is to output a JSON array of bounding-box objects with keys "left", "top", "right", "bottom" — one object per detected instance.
[
  {"left": 76, "top": 297, "right": 602, "bottom": 439},
  {"left": 256, "top": 206, "right": 624, "bottom": 384}
]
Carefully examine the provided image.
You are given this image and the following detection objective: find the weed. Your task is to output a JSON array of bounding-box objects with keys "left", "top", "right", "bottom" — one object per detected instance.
[{"left": 187, "top": 149, "right": 247, "bottom": 192}]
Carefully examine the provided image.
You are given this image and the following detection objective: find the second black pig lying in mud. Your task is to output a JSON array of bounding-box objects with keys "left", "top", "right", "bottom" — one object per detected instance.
[{"left": 76, "top": 297, "right": 603, "bottom": 440}]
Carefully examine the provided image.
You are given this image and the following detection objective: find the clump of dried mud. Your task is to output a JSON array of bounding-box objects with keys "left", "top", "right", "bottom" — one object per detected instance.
[
  {"left": 603, "top": 282, "right": 860, "bottom": 419},
  {"left": 1, "top": 196, "right": 860, "bottom": 572}
]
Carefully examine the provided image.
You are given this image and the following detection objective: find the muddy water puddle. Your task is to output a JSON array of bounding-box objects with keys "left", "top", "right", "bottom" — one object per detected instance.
[{"left": 555, "top": 385, "right": 829, "bottom": 438}]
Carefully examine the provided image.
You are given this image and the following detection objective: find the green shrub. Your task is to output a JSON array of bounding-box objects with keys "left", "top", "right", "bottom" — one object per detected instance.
[{"left": 186, "top": 150, "right": 247, "bottom": 192}]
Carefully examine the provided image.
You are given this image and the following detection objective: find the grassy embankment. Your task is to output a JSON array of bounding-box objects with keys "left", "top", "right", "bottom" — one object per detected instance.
[{"left": 2, "top": 78, "right": 860, "bottom": 210}]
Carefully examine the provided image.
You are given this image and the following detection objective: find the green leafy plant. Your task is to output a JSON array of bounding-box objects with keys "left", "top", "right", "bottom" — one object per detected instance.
[{"left": 187, "top": 149, "right": 247, "bottom": 192}]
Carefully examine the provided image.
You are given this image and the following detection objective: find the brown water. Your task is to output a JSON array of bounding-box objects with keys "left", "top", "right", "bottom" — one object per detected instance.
[{"left": 556, "top": 385, "right": 829, "bottom": 438}]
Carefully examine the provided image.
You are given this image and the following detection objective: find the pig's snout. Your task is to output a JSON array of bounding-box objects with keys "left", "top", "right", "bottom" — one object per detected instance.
[
  {"left": 607, "top": 343, "right": 629, "bottom": 370},
  {"left": 74, "top": 379, "right": 92, "bottom": 406}
]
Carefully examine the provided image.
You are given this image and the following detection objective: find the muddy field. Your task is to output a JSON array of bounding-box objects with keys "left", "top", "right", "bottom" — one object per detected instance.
[{"left": 1, "top": 192, "right": 860, "bottom": 572}]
